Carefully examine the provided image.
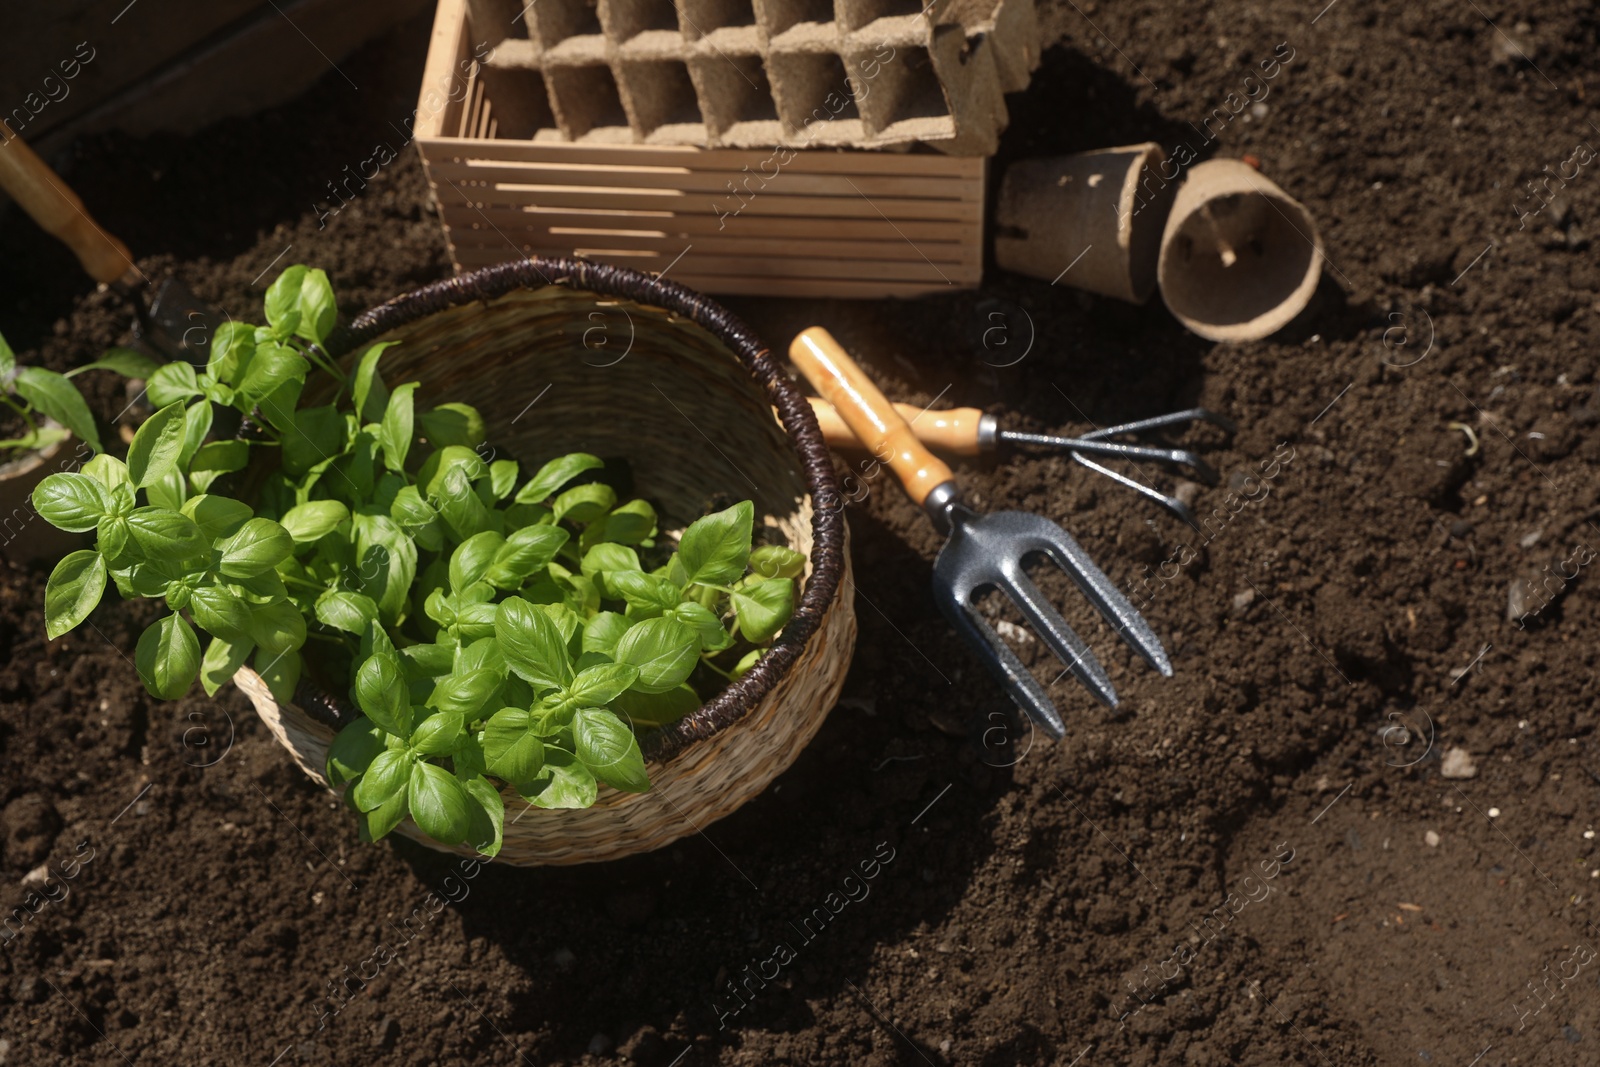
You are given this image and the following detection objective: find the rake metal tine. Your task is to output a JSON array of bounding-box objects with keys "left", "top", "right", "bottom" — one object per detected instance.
[
  {"left": 998, "top": 565, "right": 1120, "bottom": 708},
  {"left": 1024, "top": 521, "right": 1174, "bottom": 677},
  {"left": 1079, "top": 407, "right": 1237, "bottom": 441},
  {"left": 1000, "top": 430, "right": 1214, "bottom": 478},
  {"left": 1070, "top": 455, "right": 1201, "bottom": 528},
  {"left": 941, "top": 593, "right": 1069, "bottom": 738}
]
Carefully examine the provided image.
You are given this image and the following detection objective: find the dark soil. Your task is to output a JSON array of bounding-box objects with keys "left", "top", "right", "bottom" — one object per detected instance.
[{"left": 3, "top": 3, "right": 1599, "bottom": 1065}]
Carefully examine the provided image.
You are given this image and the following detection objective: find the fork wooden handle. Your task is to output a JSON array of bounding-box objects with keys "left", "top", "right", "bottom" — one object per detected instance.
[
  {"left": 0, "top": 121, "right": 138, "bottom": 285},
  {"left": 790, "top": 327, "right": 955, "bottom": 505},
  {"left": 806, "top": 396, "right": 989, "bottom": 456}
]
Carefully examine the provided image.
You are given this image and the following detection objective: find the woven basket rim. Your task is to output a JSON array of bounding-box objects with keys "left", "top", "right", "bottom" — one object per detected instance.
[{"left": 309, "top": 256, "right": 847, "bottom": 761}]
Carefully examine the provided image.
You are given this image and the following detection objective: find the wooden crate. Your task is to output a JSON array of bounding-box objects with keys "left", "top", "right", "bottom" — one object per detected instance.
[{"left": 414, "top": 0, "right": 984, "bottom": 299}]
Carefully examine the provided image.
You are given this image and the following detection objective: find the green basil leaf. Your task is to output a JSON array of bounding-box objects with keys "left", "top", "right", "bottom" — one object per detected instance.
[
  {"left": 407, "top": 761, "right": 471, "bottom": 843},
  {"left": 315, "top": 589, "right": 379, "bottom": 635},
  {"left": 181, "top": 495, "right": 253, "bottom": 541},
  {"left": 327, "top": 717, "right": 386, "bottom": 787},
  {"left": 355, "top": 651, "right": 412, "bottom": 736},
  {"left": 145, "top": 467, "right": 189, "bottom": 512},
  {"left": 351, "top": 512, "right": 417, "bottom": 624},
  {"left": 146, "top": 362, "right": 200, "bottom": 408},
  {"left": 97, "top": 515, "right": 131, "bottom": 562},
  {"left": 352, "top": 340, "right": 398, "bottom": 425},
  {"left": 677, "top": 500, "right": 753, "bottom": 587},
  {"left": 253, "top": 646, "right": 301, "bottom": 704},
  {"left": 281, "top": 499, "right": 349, "bottom": 543},
  {"left": 13, "top": 366, "right": 101, "bottom": 452},
  {"left": 749, "top": 543, "right": 806, "bottom": 580},
  {"left": 581, "top": 611, "right": 630, "bottom": 655},
  {"left": 427, "top": 668, "right": 498, "bottom": 721},
  {"left": 135, "top": 613, "right": 200, "bottom": 700},
  {"left": 258, "top": 372, "right": 304, "bottom": 435},
  {"left": 0, "top": 329, "right": 11, "bottom": 378},
  {"left": 126, "top": 506, "right": 208, "bottom": 560},
  {"left": 418, "top": 444, "right": 487, "bottom": 499},
  {"left": 207, "top": 321, "right": 255, "bottom": 384},
  {"left": 188, "top": 439, "right": 249, "bottom": 486},
  {"left": 67, "top": 346, "right": 160, "bottom": 381},
  {"left": 495, "top": 596, "right": 573, "bottom": 691},
  {"left": 358, "top": 785, "right": 409, "bottom": 843},
  {"left": 354, "top": 747, "right": 414, "bottom": 812},
  {"left": 418, "top": 401, "right": 486, "bottom": 449},
  {"left": 264, "top": 264, "right": 309, "bottom": 332},
  {"left": 283, "top": 404, "right": 345, "bottom": 479},
  {"left": 247, "top": 600, "right": 307, "bottom": 656},
  {"left": 564, "top": 662, "right": 640, "bottom": 706},
  {"left": 580, "top": 542, "right": 641, "bottom": 581},
  {"left": 481, "top": 707, "right": 544, "bottom": 783},
  {"left": 178, "top": 398, "right": 214, "bottom": 468},
  {"left": 44, "top": 550, "right": 106, "bottom": 639},
  {"left": 611, "top": 684, "right": 700, "bottom": 728},
  {"left": 593, "top": 498, "right": 657, "bottom": 546},
  {"left": 521, "top": 747, "right": 598, "bottom": 809},
  {"left": 436, "top": 464, "right": 494, "bottom": 541},
  {"left": 127, "top": 401, "right": 187, "bottom": 487},
  {"left": 671, "top": 600, "right": 734, "bottom": 652},
  {"left": 217, "top": 517, "right": 294, "bottom": 577},
  {"left": 449, "top": 530, "right": 505, "bottom": 592},
  {"left": 189, "top": 583, "right": 252, "bottom": 640},
  {"left": 379, "top": 381, "right": 417, "bottom": 473},
  {"left": 610, "top": 570, "right": 681, "bottom": 617},
  {"left": 199, "top": 634, "right": 253, "bottom": 697},
  {"left": 551, "top": 482, "right": 616, "bottom": 525},
  {"left": 401, "top": 640, "right": 456, "bottom": 682},
  {"left": 32, "top": 472, "right": 111, "bottom": 532},
  {"left": 515, "top": 452, "right": 604, "bottom": 505},
  {"left": 411, "top": 710, "right": 464, "bottom": 756},
  {"left": 355, "top": 342, "right": 398, "bottom": 425},
  {"left": 237, "top": 341, "right": 308, "bottom": 405},
  {"left": 296, "top": 267, "right": 337, "bottom": 345},
  {"left": 485, "top": 525, "right": 568, "bottom": 589},
  {"left": 81, "top": 454, "right": 131, "bottom": 495},
  {"left": 731, "top": 576, "right": 794, "bottom": 643},
  {"left": 461, "top": 775, "right": 505, "bottom": 859},
  {"left": 573, "top": 707, "right": 649, "bottom": 792},
  {"left": 488, "top": 460, "right": 519, "bottom": 501},
  {"left": 615, "top": 616, "right": 699, "bottom": 694}
]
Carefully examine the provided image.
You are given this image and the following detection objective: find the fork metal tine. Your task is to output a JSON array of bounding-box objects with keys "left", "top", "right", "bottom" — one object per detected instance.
[
  {"left": 939, "top": 588, "right": 1070, "bottom": 738},
  {"left": 997, "top": 564, "right": 1120, "bottom": 707},
  {"left": 1010, "top": 514, "right": 1175, "bottom": 678}
]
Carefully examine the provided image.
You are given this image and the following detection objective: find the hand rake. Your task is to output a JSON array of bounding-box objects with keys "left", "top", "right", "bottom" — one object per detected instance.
[{"left": 790, "top": 327, "right": 1173, "bottom": 739}]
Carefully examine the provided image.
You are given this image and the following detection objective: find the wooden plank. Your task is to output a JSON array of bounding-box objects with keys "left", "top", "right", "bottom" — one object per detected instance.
[
  {"left": 424, "top": 159, "right": 982, "bottom": 200},
  {"left": 432, "top": 184, "right": 982, "bottom": 221},
  {"left": 434, "top": 204, "right": 979, "bottom": 242},
  {"left": 419, "top": 135, "right": 985, "bottom": 177},
  {"left": 450, "top": 245, "right": 972, "bottom": 283},
  {"left": 448, "top": 229, "right": 976, "bottom": 264},
  {"left": 448, "top": 250, "right": 973, "bottom": 297},
  {"left": 415, "top": 0, "right": 469, "bottom": 140}
]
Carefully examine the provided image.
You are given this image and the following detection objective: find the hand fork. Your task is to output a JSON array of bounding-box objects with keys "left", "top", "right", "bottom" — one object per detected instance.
[{"left": 790, "top": 328, "right": 1173, "bottom": 739}]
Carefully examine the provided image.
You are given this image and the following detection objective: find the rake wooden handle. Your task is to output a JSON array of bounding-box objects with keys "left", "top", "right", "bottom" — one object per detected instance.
[
  {"left": 790, "top": 327, "right": 955, "bottom": 505},
  {"left": 0, "top": 121, "right": 137, "bottom": 285},
  {"left": 806, "top": 396, "right": 989, "bottom": 456}
]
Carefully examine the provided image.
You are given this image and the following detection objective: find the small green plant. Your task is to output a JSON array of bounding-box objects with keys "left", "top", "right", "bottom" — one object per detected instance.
[
  {"left": 33, "top": 266, "right": 803, "bottom": 857},
  {"left": 0, "top": 328, "right": 144, "bottom": 456}
]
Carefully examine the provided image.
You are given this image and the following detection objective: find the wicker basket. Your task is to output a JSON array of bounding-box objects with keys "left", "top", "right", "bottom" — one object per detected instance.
[{"left": 232, "top": 258, "right": 855, "bottom": 866}]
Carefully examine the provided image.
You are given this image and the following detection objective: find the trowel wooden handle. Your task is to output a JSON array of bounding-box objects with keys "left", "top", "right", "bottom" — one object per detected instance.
[
  {"left": 790, "top": 327, "right": 955, "bottom": 505},
  {"left": 0, "top": 121, "right": 136, "bottom": 285},
  {"left": 807, "top": 396, "right": 989, "bottom": 456}
]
